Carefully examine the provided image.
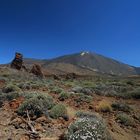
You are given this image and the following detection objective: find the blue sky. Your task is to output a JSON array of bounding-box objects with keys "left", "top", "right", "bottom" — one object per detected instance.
[{"left": 0, "top": 0, "right": 140, "bottom": 66}]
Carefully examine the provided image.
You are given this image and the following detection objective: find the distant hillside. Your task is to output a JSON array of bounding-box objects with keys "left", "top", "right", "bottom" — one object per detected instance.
[
  {"left": 41, "top": 52, "right": 137, "bottom": 76},
  {"left": 14, "top": 52, "right": 139, "bottom": 76},
  {"left": 135, "top": 67, "right": 140, "bottom": 74},
  {"left": 24, "top": 58, "right": 47, "bottom": 65}
]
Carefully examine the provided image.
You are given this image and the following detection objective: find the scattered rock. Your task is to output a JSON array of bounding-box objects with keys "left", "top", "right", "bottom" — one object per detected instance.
[
  {"left": 11, "top": 117, "right": 23, "bottom": 125},
  {"left": 88, "top": 105, "right": 93, "bottom": 110},
  {"left": 7, "top": 138, "right": 12, "bottom": 140},
  {"left": 65, "top": 73, "right": 77, "bottom": 80},
  {"left": 30, "top": 64, "right": 44, "bottom": 78},
  {"left": 10, "top": 117, "right": 25, "bottom": 129},
  {"left": 53, "top": 74, "right": 61, "bottom": 80},
  {"left": 36, "top": 116, "right": 51, "bottom": 124},
  {"left": 20, "top": 135, "right": 30, "bottom": 140},
  {"left": 0, "top": 100, "right": 3, "bottom": 108},
  {"left": 34, "top": 123, "right": 44, "bottom": 132},
  {"left": 9, "top": 97, "right": 24, "bottom": 109},
  {"left": 62, "top": 115, "right": 69, "bottom": 121}
]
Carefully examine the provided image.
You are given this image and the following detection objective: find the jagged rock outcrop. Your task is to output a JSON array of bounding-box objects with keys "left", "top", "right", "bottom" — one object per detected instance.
[
  {"left": 11, "top": 52, "right": 28, "bottom": 71},
  {"left": 65, "top": 73, "right": 77, "bottom": 80},
  {"left": 11, "top": 52, "right": 23, "bottom": 70},
  {"left": 53, "top": 74, "right": 61, "bottom": 80},
  {"left": 30, "top": 64, "right": 44, "bottom": 78}
]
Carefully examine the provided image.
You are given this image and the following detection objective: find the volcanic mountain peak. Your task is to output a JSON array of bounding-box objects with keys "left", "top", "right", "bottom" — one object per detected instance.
[
  {"left": 5, "top": 51, "right": 139, "bottom": 76},
  {"left": 80, "top": 51, "right": 90, "bottom": 56}
]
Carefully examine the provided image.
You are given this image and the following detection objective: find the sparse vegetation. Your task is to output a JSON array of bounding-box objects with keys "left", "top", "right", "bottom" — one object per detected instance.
[
  {"left": 50, "top": 104, "right": 67, "bottom": 119},
  {"left": 18, "top": 81, "right": 47, "bottom": 90},
  {"left": 97, "top": 100, "right": 112, "bottom": 112},
  {"left": 65, "top": 113, "right": 112, "bottom": 140},
  {"left": 128, "top": 88, "right": 140, "bottom": 99},
  {"left": 112, "top": 102, "right": 132, "bottom": 112},
  {"left": 76, "top": 111, "right": 98, "bottom": 118},
  {"left": 93, "top": 82, "right": 140, "bottom": 99},
  {"left": 0, "top": 91, "right": 20, "bottom": 102},
  {"left": 58, "top": 91, "right": 70, "bottom": 101},
  {"left": 50, "top": 87, "right": 63, "bottom": 94},
  {"left": 2, "top": 84, "right": 21, "bottom": 93},
  {"left": 75, "top": 93, "right": 93, "bottom": 104},
  {"left": 116, "top": 113, "right": 135, "bottom": 126},
  {"left": 0, "top": 66, "right": 140, "bottom": 140},
  {"left": 17, "top": 94, "right": 54, "bottom": 118},
  {"left": 6, "top": 92, "right": 20, "bottom": 101},
  {"left": 126, "top": 81, "right": 134, "bottom": 86}
]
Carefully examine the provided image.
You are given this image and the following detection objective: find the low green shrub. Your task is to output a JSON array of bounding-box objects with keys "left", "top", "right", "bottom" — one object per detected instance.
[
  {"left": 0, "top": 92, "right": 20, "bottom": 101},
  {"left": 81, "top": 81, "right": 96, "bottom": 88},
  {"left": 129, "top": 88, "right": 140, "bottom": 99},
  {"left": 2, "top": 84, "right": 21, "bottom": 93},
  {"left": 50, "top": 104, "right": 67, "bottom": 119},
  {"left": 17, "top": 94, "right": 54, "bottom": 118},
  {"left": 22, "top": 92, "right": 41, "bottom": 99},
  {"left": 58, "top": 92, "right": 70, "bottom": 101},
  {"left": 6, "top": 92, "right": 20, "bottom": 101},
  {"left": 75, "top": 93, "right": 93, "bottom": 104},
  {"left": 18, "top": 82, "right": 31, "bottom": 90},
  {"left": 0, "top": 93, "right": 6, "bottom": 101},
  {"left": 76, "top": 111, "right": 97, "bottom": 118},
  {"left": 119, "top": 88, "right": 140, "bottom": 99},
  {"left": 51, "top": 87, "right": 63, "bottom": 94},
  {"left": 112, "top": 102, "right": 132, "bottom": 112},
  {"left": 94, "top": 84, "right": 135, "bottom": 99},
  {"left": 18, "top": 81, "right": 47, "bottom": 90},
  {"left": 116, "top": 113, "right": 134, "bottom": 126},
  {"left": 126, "top": 81, "right": 134, "bottom": 86}
]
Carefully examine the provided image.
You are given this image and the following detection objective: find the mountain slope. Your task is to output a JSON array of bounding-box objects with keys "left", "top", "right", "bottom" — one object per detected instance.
[
  {"left": 24, "top": 58, "right": 47, "bottom": 65},
  {"left": 45, "top": 62, "right": 98, "bottom": 75},
  {"left": 41, "top": 52, "right": 137, "bottom": 76},
  {"left": 135, "top": 67, "right": 140, "bottom": 75}
]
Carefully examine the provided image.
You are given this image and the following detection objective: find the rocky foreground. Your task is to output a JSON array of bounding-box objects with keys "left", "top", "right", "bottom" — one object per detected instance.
[{"left": 0, "top": 67, "right": 140, "bottom": 140}]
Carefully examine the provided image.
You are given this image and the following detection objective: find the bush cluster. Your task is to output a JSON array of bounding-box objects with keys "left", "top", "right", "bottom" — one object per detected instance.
[
  {"left": 75, "top": 93, "right": 93, "bottom": 104},
  {"left": 65, "top": 112, "right": 112, "bottom": 140},
  {"left": 50, "top": 104, "right": 67, "bottom": 119},
  {"left": 2, "top": 84, "right": 21, "bottom": 93},
  {"left": 50, "top": 87, "right": 63, "bottom": 94},
  {"left": 112, "top": 102, "right": 132, "bottom": 112},
  {"left": 116, "top": 113, "right": 134, "bottom": 126},
  {"left": 17, "top": 94, "right": 54, "bottom": 118},
  {"left": 58, "top": 92, "right": 70, "bottom": 101}
]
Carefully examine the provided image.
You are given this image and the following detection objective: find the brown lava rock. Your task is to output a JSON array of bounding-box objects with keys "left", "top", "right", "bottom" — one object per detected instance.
[
  {"left": 11, "top": 52, "right": 27, "bottom": 71},
  {"left": 30, "top": 64, "right": 44, "bottom": 78},
  {"left": 11, "top": 52, "right": 23, "bottom": 70}
]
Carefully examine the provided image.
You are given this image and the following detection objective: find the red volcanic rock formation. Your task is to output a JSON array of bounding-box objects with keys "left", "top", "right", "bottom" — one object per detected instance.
[
  {"left": 11, "top": 52, "right": 23, "bottom": 70},
  {"left": 11, "top": 52, "right": 28, "bottom": 71},
  {"left": 30, "top": 64, "right": 44, "bottom": 78}
]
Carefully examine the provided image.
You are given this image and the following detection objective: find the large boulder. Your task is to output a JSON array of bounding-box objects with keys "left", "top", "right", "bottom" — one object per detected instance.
[
  {"left": 30, "top": 64, "right": 44, "bottom": 78},
  {"left": 11, "top": 52, "right": 23, "bottom": 70}
]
